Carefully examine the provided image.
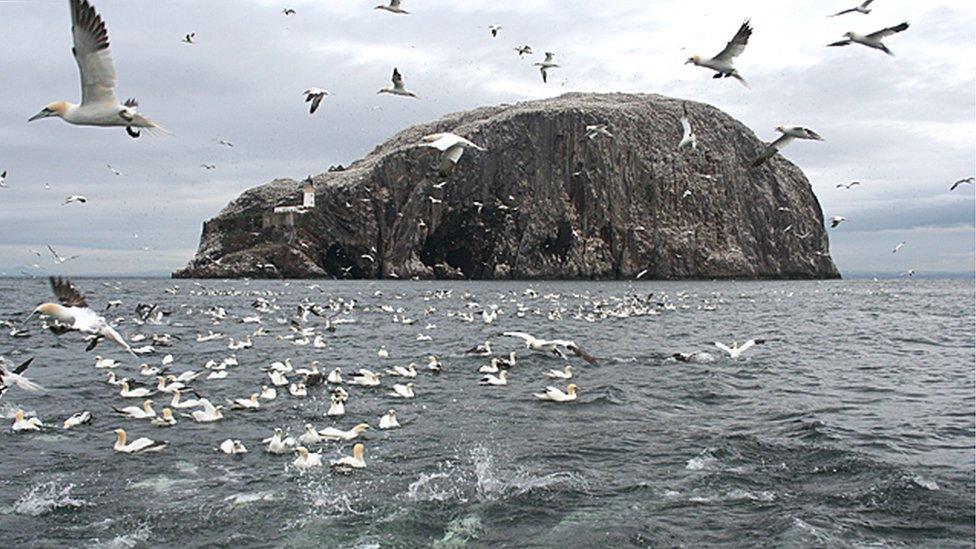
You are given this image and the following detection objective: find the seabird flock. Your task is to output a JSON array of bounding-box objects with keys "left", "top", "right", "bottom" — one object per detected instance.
[{"left": 0, "top": 1, "right": 972, "bottom": 478}]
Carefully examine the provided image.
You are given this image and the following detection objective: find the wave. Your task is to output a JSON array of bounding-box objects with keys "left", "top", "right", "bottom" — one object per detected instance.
[{"left": 13, "top": 481, "right": 85, "bottom": 516}]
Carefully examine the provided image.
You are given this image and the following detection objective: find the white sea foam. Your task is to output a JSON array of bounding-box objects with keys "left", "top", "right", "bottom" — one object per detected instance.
[{"left": 13, "top": 481, "right": 85, "bottom": 516}]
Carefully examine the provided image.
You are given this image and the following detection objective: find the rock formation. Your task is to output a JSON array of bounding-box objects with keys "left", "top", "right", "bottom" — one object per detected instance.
[{"left": 174, "top": 93, "right": 840, "bottom": 280}]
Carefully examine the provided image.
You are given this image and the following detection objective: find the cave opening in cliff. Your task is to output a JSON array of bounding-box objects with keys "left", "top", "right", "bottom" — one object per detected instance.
[
  {"left": 541, "top": 221, "right": 574, "bottom": 260},
  {"left": 323, "top": 244, "right": 363, "bottom": 278}
]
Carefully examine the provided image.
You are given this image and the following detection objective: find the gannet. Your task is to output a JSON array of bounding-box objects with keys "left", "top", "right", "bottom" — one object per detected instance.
[
  {"left": 686, "top": 20, "right": 752, "bottom": 86},
  {"left": 95, "top": 356, "right": 120, "bottom": 369},
  {"left": 63, "top": 411, "right": 93, "bottom": 429},
  {"left": 319, "top": 423, "right": 370, "bottom": 441},
  {"left": 836, "top": 182, "right": 861, "bottom": 189},
  {"left": 330, "top": 443, "right": 366, "bottom": 470},
  {"left": 139, "top": 363, "right": 161, "bottom": 377},
  {"left": 29, "top": 0, "right": 164, "bottom": 138},
  {"left": 299, "top": 424, "right": 323, "bottom": 445},
  {"left": 534, "top": 52, "right": 560, "bottom": 83},
  {"left": 417, "top": 133, "right": 486, "bottom": 176},
  {"left": 269, "top": 370, "right": 289, "bottom": 386},
  {"left": 327, "top": 395, "right": 345, "bottom": 416},
  {"left": 161, "top": 354, "right": 173, "bottom": 366},
  {"left": 714, "top": 339, "right": 765, "bottom": 359},
  {"left": 479, "top": 359, "right": 500, "bottom": 374},
  {"left": 0, "top": 171, "right": 6, "bottom": 189},
  {"left": 497, "top": 352, "right": 517, "bottom": 369},
  {"left": 385, "top": 363, "right": 417, "bottom": 378},
  {"left": 190, "top": 399, "right": 223, "bottom": 422},
  {"left": 289, "top": 382, "right": 308, "bottom": 397},
  {"left": 182, "top": 33, "right": 195, "bottom": 44},
  {"left": 390, "top": 383, "right": 414, "bottom": 399},
  {"left": 375, "top": 0, "right": 409, "bottom": 14},
  {"left": 502, "top": 332, "right": 599, "bottom": 365},
  {"left": 480, "top": 370, "right": 508, "bottom": 386},
  {"left": 332, "top": 386, "right": 349, "bottom": 402},
  {"left": 260, "top": 385, "right": 277, "bottom": 400},
  {"left": 515, "top": 45, "right": 533, "bottom": 57},
  {"left": 829, "top": 0, "right": 875, "bottom": 17},
  {"left": 113, "top": 429, "right": 167, "bottom": 453},
  {"left": 28, "top": 277, "right": 135, "bottom": 355},
  {"left": 230, "top": 394, "right": 260, "bottom": 410},
  {"left": 379, "top": 410, "right": 400, "bottom": 430},
  {"left": 174, "top": 370, "right": 201, "bottom": 383},
  {"left": 155, "top": 376, "right": 184, "bottom": 394},
  {"left": 672, "top": 351, "right": 716, "bottom": 364},
  {"left": 0, "top": 357, "right": 41, "bottom": 397},
  {"left": 106, "top": 164, "right": 123, "bottom": 176},
  {"left": 63, "top": 194, "right": 88, "bottom": 205},
  {"left": 546, "top": 365, "right": 573, "bottom": 380},
  {"left": 350, "top": 369, "right": 381, "bottom": 387},
  {"left": 534, "top": 384, "right": 578, "bottom": 402},
  {"left": 207, "top": 370, "right": 228, "bottom": 380},
  {"left": 48, "top": 245, "right": 80, "bottom": 265},
  {"left": 293, "top": 447, "right": 323, "bottom": 470},
  {"left": 488, "top": 25, "right": 502, "bottom": 37},
  {"left": 679, "top": 106, "right": 697, "bottom": 150},
  {"left": 892, "top": 241, "right": 906, "bottom": 254},
  {"left": 214, "top": 138, "right": 234, "bottom": 148},
  {"left": 119, "top": 380, "right": 153, "bottom": 398},
  {"left": 282, "top": 8, "right": 296, "bottom": 16},
  {"left": 378, "top": 68, "right": 417, "bottom": 98},
  {"left": 465, "top": 340, "right": 492, "bottom": 356},
  {"left": 950, "top": 177, "right": 974, "bottom": 191},
  {"left": 751, "top": 126, "right": 824, "bottom": 167},
  {"left": 150, "top": 407, "right": 176, "bottom": 427},
  {"left": 114, "top": 399, "right": 155, "bottom": 419},
  {"left": 263, "top": 428, "right": 295, "bottom": 454},
  {"left": 828, "top": 23, "right": 910, "bottom": 56},
  {"left": 12, "top": 409, "right": 43, "bottom": 432},
  {"left": 327, "top": 368, "right": 342, "bottom": 384},
  {"left": 584, "top": 124, "right": 614, "bottom": 140},
  {"left": 302, "top": 88, "right": 330, "bottom": 115},
  {"left": 377, "top": 346, "right": 389, "bottom": 359},
  {"left": 218, "top": 439, "right": 247, "bottom": 454},
  {"left": 426, "top": 356, "right": 441, "bottom": 373},
  {"left": 105, "top": 371, "right": 126, "bottom": 386}
]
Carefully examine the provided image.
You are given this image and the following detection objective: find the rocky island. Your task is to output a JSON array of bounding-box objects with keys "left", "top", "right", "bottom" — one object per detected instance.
[{"left": 174, "top": 93, "right": 840, "bottom": 280}]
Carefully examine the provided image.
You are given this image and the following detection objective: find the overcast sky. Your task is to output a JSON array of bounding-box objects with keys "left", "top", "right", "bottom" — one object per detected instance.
[{"left": 0, "top": 0, "right": 972, "bottom": 277}]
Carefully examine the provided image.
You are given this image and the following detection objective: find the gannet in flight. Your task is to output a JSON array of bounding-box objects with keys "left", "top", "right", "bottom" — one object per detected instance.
[
  {"left": 48, "top": 245, "right": 80, "bottom": 265},
  {"left": 534, "top": 384, "right": 577, "bottom": 402},
  {"left": 515, "top": 45, "right": 533, "bottom": 57},
  {"left": 679, "top": 106, "right": 697, "bottom": 150},
  {"left": 892, "top": 241, "right": 906, "bottom": 254},
  {"left": 331, "top": 443, "right": 366, "bottom": 470},
  {"left": 63, "top": 195, "right": 88, "bottom": 205},
  {"left": 113, "top": 429, "right": 167, "bottom": 453},
  {"left": 950, "top": 177, "right": 974, "bottom": 191},
  {"left": 379, "top": 410, "right": 400, "bottom": 430},
  {"left": 0, "top": 171, "right": 7, "bottom": 189},
  {"left": 488, "top": 25, "right": 502, "bottom": 38},
  {"left": 214, "top": 138, "right": 234, "bottom": 148},
  {"left": 830, "top": 216, "right": 847, "bottom": 228},
  {"left": 28, "top": 277, "right": 135, "bottom": 355},
  {"left": 836, "top": 182, "right": 861, "bottom": 189},
  {"left": 829, "top": 0, "right": 875, "bottom": 17},
  {"left": 282, "top": 8, "right": 296, "bottom": 16},
  {"left": 751, "top": 126, "right": 824, "bottom": 167},
  {"left": 318, "top": 423, "right": 370, "bottom": 441},
  {"left": 714, "top": 339, "right": 765, "bottom": 359},
  {"left": 534, "top": 52, "right": 560, "bottom": 83},
  {"left": 0, "top": 357, "right": 41, "bottom": 397},
  {"left": 63, "top": 411, "right": 93, "bottom": 429},
  {"left": 378, "top": 68, "right": 417, "bottom": 98},
  {"left": 828, "top": 23, "right": 909, "bottom": 56},
  {"left": 375, "top": 0, "right": 409, "bottom": 14},
  {"left": 502, "top": 332, "right": 599, "bottom": 365},
  {"left": 29, "top": 0, "right": 164, "bottom": 138},
  {"left": 686, "top": 20, "right": 752, "bottom": 86},
  {"left": 12, "top": 410, "right": 43, "bottom": 432},
  {"left": 302, "top": 88, "right": 330, "bottom": 115},
  {"left": 182, "top": 33, "right": 195, "bottom": 44},
  {"left": 417, "top": 132, "right": 486, "bottom": 176}
]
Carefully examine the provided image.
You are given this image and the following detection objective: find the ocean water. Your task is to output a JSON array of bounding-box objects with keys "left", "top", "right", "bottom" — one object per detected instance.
[{"left": 0, "top": 278, "right": 973, "bottom": 547}]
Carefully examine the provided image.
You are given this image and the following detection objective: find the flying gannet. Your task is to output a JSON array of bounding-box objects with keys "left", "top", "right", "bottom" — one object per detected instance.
[
  {"left": 375, "top": 0, "right": 409, "bottom": 14},
  {"left": 182, "top": 33, "right": 195, "bottom": 44},
  {"left": 12, "top": 409, "right": 43, "bottom": 432},
  {"left": 502, "top": 332, "right": 599, "bottom": 365},
  {"left": 417, "top": 133, "right": 487, "bottom": 177},
  {"left": 0, "top": 357, "right": 41, "bottom": 397},
  {"left": 0, "top": 171, "right": 7, "bottom": 189},
  {"left": 714, "top": 339, "right": 765, "bottom": 359},
  {"left": 488, "top": 25, "right": 502, "bottom": 37},
  {"left": 282, "top": 8, "right": 296, "bottom": 16},
  {"left": 63, "top": 195, "right": 88, "bottom": 205},
  {"left": 829, "top": 0, "right": 875, "bottom": 17},
  {"left": 113, "top": 428, "right": 167, "bottom": 453},
  {"left": 686, "top": 20, "right": 752, "bottom": 86},
  {"left": 378, "top": 68, "right": 417, "bottom": 98},
  {"left": 836, "top": 182, "right": 861, "bottom": 189},
  {"left": 515, "top": 45, "right": 533, "bottom": 57},
  {"left": 830, "top": 216, "right": 847, "bottom": 228},
  {"left": 534, "top": 384, "right": 578, "bottom": 402},
  {"left": 679, "top": 106, "right": 697, "bottom": 150},
  {"left": 584, "top": 125, "right": 614, "bottom": 140},
  {"left": 751, "top": 126, "right": 824, "bottom": 167},
  {"left": 534, "top": 52, "right": 560, "bottom": 83},
  {"left": 29, "top": 0, "right": 164, "bottom": 138},
  {"left": 950, "top": 177, "right": 974, "bottom": 191},
  {"left": 302, "top": 88, "right": 330, "bottom": 115},
  {"left": 379, "top": 410, "right": 400, "bottom": 430},
  {"left": 892, "top": 241, "right": 906, "bottom": 254},
  {"left": 28, "top": 277, "right": 135, "bottom": 355},
  {"left": 828, "top": 23, "right": 910, "bottom": 56},
  {"left": 331, "top": 443, "right": 366, "bottom": 470}
]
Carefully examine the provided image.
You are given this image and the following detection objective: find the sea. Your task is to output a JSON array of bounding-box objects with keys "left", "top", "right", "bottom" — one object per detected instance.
[{"left": 0, "top": 278, "right": 973, "bottom": 548}]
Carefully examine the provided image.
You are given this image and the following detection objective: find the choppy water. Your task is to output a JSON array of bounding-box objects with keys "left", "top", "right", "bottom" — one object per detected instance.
[{"left": 0, "top": 278, "right": 973, "bottom": 547}]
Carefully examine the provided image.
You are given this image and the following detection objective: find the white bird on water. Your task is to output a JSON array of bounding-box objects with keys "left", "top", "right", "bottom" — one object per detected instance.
[
  {"left": 417, "top": 133, "right": 487, "bottom": 177},
  {"left": 546, "top": 365, "right": 573, "bottom": 380},
  {"left": 302, "top": 88, "right": 330, "bottom": 115},
  {"left": 375, "top": 0, "right": 409, "bottom": 14},
  {"left": 752, "top": 126, "right": 825, "bottom": 167},
  {"left": 12, "top": 409, "right": 43, "bottom": 432},
  {"left": 378, "top": 68, "right": 417, "bottom": 98},
  {"left": 679, "top": 106, "right": 697, "bottom": 150},
  {"left": 293, "top": 447, "right": 323, "bottom": 470},
  {"left": 534, "top": 384, "right": 578, "bottom": 402},
  {"left": 190, "top": 399, "right": 223, "bottom": 423},
  {"left": 319, "top": 423, "right": 370, "bottom": 441},
  {"left": 534, "top": 52, "right": 560, "bottom": 83},
  {"left": 263, "top": 428, "right": 295, "bottom": 454},
  {"left": 29, "top": 0, "right": 164, "bottom": 138},
  {"left": 218, "top": 439, "right": 247, "bottom": 455},
  {"left": 63, "top": 411, "right": 93, "bottom": 429},
  {"left": 114, "top": 399, "right": 155, "bottom": 419},
  {"left": 150, "top": 408, "right": 176, "bottom": 427},
  {"left": 390, "top": 383, "right": 415, "bottom": 399},
  {"left": 331, "top": 443, "right": 366, "bottom": 470},
  {"left": 379, "top": 410, "right": 400, "bottom": 430},
  {"left": 714, "top": 339, "right": 765, "bottom": 359},
  {"left": 686, "top": 20, "right": 752, "bottom": 86},
  {"left": 480, "top": 370, "right": 508, "bottom": 386},
  {"left": 113, "top": 429, "right": 166, "bottom": 453},
  {"left": 502, "top": 332, "right": 599, "bottom": 365},
  {"left": 828, "top": 23, "right": 910, "bottom": 56},
  {"left": 27, "top": 277, "right": 135, "bottom": 355},
  {"left": 327, "top": 395, "right": 345, "bottom": 416}
]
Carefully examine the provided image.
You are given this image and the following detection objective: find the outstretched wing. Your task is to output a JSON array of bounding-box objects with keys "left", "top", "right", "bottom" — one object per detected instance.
[
  {"left": 392, "top": 68, "right": 404, "bottom": 87},
  {"left": 680, "top": 108, "right": 693, "bottom": 138},
  {"left": 752, "top": 135, "right": 795, "bottom": 167},
  {"left": 567, "top": 343, "right": 599, "bottom": 365},
  {"left": 867, "top": 22, "right": 909, "bottom": 40},
  {"left": 70, "top": 0, "right": 118, "bottom": 105},
  {"left": 50, "top": 277, "right": 89, "bottom": 308},
  {"left": 310, "top": 94, "right": 324, "bottom": 114},
  {"left": 714, "top": 20, "right": 752, "bottom": 62},
  {"left": 713, "top": 341, "right": 733, "bottom": 355},
  {"left": 502, "top": 332, "right": 533, "bottom": 343}
]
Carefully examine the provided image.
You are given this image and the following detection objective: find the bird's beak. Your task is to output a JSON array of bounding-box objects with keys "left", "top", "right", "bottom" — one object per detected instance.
[{"left": 29, "top": 110, "right": 50, "bottom": 122}]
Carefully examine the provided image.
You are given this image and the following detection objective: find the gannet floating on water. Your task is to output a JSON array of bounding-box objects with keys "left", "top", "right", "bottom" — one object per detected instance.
[
  {"left": 534, "top": 52, "right": 560, "bottom": 83},
  {"left": 218, "top": 439, "right": 247, "bottom": 454},
  {"left": 479, "top": 359, "right": 500, "bottom": 374},
  {"left": 327, "top": 368, "right": 342, "bottom": 384},
  {"left": 377, "top": 346, "right": 389, "bottom": 359},
  {"left": 417, "top": 133, "right": 486, "bottom": 177},
  {"left": 502, "top": 332, "right": 598, "bottom": 365},
  {"left": 327, "top": 395, "right": 345, "bottom": 416},
  {"left": 828, "top": 23, "right": 910, "bottom": 56},
  {"left": 714, "top": 339, "right": 765, "bottom": 359},
  {"left": 259, "top": 386, "right": 277, "bottom": 400},
  {"left": 0, "top": 357, "right": 41, "bottom": 397},
  {"left": 263, "top": 428, "right": 295, "bottom": 454},
  {"left": 546, "top": 365, "right": 573, "bottom": 380},
  {"left": 113, "top": 428, "right": 167, "bottom": 453},
  {"left": 379, "top": 410, "right": 400, "bottom": 430},
  {"left": 302, "top": 88, "right": 330, "bottom": 115},
  {"left": 268, "top": 370, "right": 289, "bottom": 387},
  {"left": 12, "top": 409, "right": 43, "bottom": 432},
  {"left": 331, "top": 443, "right": 366, "bottom": 470},
  {"left": 480, "top": 370, "right": 508, "bottom": 386},
  {"left": 190, "top": 399, "right": 223, "bottom": 422},
  {"left": 150, "top": 408, "right": 176, "bottom": 427},
  {"left": 350, "top": 369, "right": 381, "bottom": 387},
  {"left": 426, "top": 356, "right": 442, "bottom": 374},
  {"left": 119, "top": 380, "right": 152, "bottom": 398},
  {"left": 293, "top": 447, "right": 323, "bottom": 469},
  {"left": 114, "top": 399, "right": 155, "bottom": 419},
  {"left": 95, "top": 356, "right": 120, "bottom": 369},
  {"left": 679, "top": 106, "right": 698, "bottom": 150},
  {"left": 752, "top": 126, "right": 824, "bottom": 167},
  {"left": 534, "top": 384, "right": 578, "bottom": 402},
  {"left": 829, "top": 0, "right": 875, "bottom": 17},
  {"left": 386, "top": 363, "right": 417, "bottom": 378},
  {"left": 28, "top": 277, "right": 135, "bottom": 356},
  {"left": 672, "top": 351, "right": 716, "bottom": 364},
  {"left": 319, "top": 423, "right": 370, "bottom": 441},
  {"left": 686, "top": 20, "right": 752, "bottom": 86},
  {"left": 29, "top": 0, "right": 164, "bottom": 138},
  {"left": 299, "top": 424, "right": 323, "bottom": 445},
  {"left": 390, "top": 383, "right": 414, "bottom": 399},
  {"left": 375, "top": 0, "right": 408, "bottom": 14},
  {"left": 230, "top": 394, "right": 260, "bottom": 410},
  {"left": 378, "top": 68, "right": 417, "bottom": 98},
  {"left": 289, "top": 382, "right": 308, "bottom": 397},
  {"left": 465, "top": 340, "right": 492, "bottom": 356},
  {"left": 63, "top": 411, "right": 93, "bottom": 429}
]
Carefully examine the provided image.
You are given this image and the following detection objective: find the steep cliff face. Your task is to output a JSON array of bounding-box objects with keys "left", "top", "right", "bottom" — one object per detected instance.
[{"left": 174, "top": 93, "right": 840, "bottom": 280}]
